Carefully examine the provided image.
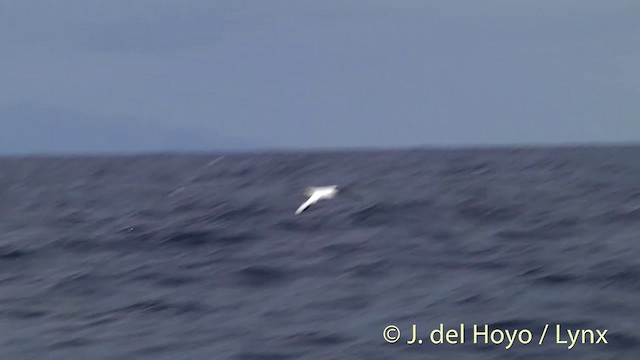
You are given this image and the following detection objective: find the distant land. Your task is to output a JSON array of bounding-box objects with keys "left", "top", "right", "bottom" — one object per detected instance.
[
  {"left": 1, "top": 103, "right": 638, "bottom": 157},
  {"left": 0, "top": 104, "right": 268, "bottom": 155}
]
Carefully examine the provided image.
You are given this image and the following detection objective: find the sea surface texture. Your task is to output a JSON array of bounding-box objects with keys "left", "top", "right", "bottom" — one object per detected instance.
[{"left": 1, "top": 147, "right": 639, "bottom": 359}]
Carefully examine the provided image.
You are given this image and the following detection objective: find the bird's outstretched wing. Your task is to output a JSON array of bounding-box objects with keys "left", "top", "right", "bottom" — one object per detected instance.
[{"left": 295, "top": 192, "right": 323, "bottom": 214}]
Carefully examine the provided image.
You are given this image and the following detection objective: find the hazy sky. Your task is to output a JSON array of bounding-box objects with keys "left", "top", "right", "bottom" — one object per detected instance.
[{"left": 1, "top": 0, "right": 639, "bottom": 153}]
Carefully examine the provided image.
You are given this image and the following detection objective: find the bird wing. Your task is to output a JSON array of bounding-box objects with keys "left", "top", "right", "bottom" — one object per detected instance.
[{"left": 295, "top": 192, "right": 323, "bottom": 214}]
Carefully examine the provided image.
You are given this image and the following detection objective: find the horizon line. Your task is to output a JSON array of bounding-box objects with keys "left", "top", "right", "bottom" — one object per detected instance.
[{"left": 1, "top": 140, "right": 639, "bottom": 158}]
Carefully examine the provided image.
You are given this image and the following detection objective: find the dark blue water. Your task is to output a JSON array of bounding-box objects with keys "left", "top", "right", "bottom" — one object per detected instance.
[{"left": 1, "top": 146, "right": 639, "bottom": 359}]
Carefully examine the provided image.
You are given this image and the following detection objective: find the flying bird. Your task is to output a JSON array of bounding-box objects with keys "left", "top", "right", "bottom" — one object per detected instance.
[{"left": 295, "top": 185, "right": 339, "bottom": 214}]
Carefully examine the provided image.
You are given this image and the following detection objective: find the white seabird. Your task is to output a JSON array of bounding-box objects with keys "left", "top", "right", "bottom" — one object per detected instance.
[{"left": 295, "top": 185, "right": 338, "bottom": 214}]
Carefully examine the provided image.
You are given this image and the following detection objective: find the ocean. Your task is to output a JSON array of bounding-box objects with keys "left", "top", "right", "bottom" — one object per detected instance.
[{"left": 1, "top": 146, "right": 639, "bottom": 359}]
